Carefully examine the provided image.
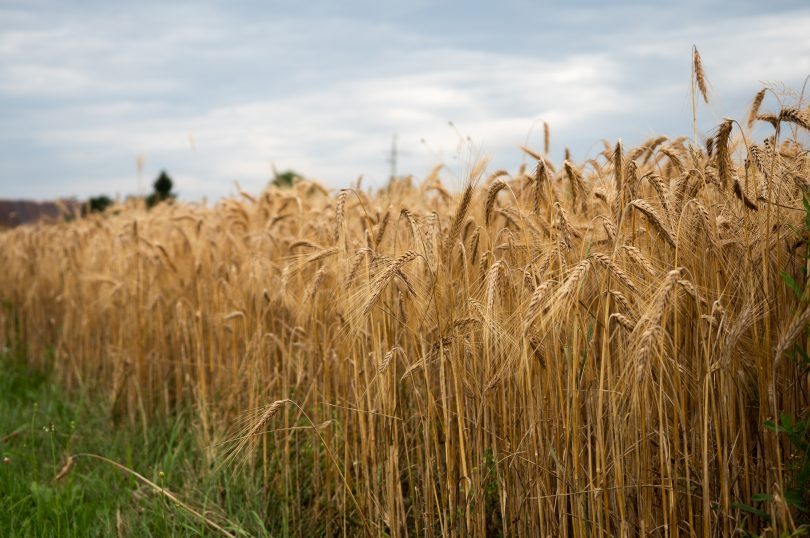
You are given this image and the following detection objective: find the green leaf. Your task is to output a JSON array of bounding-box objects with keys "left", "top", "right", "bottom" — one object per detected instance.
[
  {"left": 795, "top": 345, "right": 810, "bottom": 367},
  {"left": 785, "top": 490, "right": 808, "bottom": 511},
  {"left": 781, "top": 271, "right": 804, "bottom": 298},
  {"left": 732, "top": 502, "right": 771, "bottom": 522},
  {"left": 752, "top": 493, "right": 774, "bottom": 502}
]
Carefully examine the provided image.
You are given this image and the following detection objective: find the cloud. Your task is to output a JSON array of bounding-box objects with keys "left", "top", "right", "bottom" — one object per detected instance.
[{"left": 25, "top": 47, "right": 626, "bottom": 197}]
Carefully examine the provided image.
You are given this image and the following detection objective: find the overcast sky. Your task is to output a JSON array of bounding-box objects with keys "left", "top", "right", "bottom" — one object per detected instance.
[{"left": 1, "top": 0, "right": 809, "bottom": 201}]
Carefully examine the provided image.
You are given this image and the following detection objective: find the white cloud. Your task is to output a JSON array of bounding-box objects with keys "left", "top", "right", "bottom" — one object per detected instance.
[{"left": 25, "top": 48, "right": 626, "bottom": 197}]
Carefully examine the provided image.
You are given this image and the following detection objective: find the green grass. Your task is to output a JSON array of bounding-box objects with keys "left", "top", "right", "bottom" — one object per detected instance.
[{"left": 0, "top": 351, "right": 273, "bottom": 537}]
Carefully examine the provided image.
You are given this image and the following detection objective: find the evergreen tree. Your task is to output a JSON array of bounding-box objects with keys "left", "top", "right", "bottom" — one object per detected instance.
[{"left": 146, "top": 171, "right": 176, "bottom": 208}]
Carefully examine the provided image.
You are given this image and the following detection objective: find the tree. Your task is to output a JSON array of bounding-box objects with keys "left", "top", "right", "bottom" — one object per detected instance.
[
  {"left": 82, "top": 195, "right": 113, "bottom": 216},
  {"left": 146, "top": 170, "right": 176, "bottom": 208},
  {"left": 271, "top": 169, "right": 302, "bottom": 189}
]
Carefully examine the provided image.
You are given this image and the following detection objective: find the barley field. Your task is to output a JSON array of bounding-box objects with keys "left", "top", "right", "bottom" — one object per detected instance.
[{"left": 2, "top": 88, "right": 810, "bottom": 536}]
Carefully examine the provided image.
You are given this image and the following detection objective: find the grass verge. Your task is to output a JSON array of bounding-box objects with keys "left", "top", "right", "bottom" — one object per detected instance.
[{"left": 0, "top": 351, "right": 271, "bottom": 537}]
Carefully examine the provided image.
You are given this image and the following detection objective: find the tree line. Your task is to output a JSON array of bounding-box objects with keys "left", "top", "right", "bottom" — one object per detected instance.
[{"left": 83, "top": 168, "right": 302, "bottom": 215}]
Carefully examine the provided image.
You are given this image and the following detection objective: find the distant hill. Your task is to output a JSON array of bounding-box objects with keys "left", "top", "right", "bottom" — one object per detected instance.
[{"left": 0, "top": 199, "right": 81, "bottom": 229}]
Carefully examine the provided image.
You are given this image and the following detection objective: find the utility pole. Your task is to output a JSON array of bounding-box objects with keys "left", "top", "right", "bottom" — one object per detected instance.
[
  {"left": 384, "top": 134, "right": 410, "bottom": 189},
  {"left": 387, "top": 134, "right": 398, "bottom": 185},
  {"left": 136, "top": 154, "right": 146, "bottom": 196}
]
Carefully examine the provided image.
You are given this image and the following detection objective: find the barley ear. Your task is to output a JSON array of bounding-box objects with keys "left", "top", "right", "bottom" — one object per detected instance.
[{"left": 692, "top": 45, "right": 709, "bottom": 103}]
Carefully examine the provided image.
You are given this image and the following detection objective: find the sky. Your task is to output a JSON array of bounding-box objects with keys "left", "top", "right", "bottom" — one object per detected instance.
[{"left": 0, "top": 0, "right": 809, "bottom": 201}]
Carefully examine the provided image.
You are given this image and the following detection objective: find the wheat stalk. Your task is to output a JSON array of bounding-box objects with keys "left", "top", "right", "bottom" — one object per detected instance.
[
  {"left": 484, "top": 180, "right": 508, "bottom": 225},
  {"left": 748, "top": 89, "right": 767, "bottom": 128},
  {"left": 590, "top": 253, "right": 638, "bottom": 292},
  {"left": 714, "top": 118, "right": 734, "bottom": 190},
  {"left": 621, "top": 245, "right": 657, "bottom": 276},
  {"left": 692, "top": 45, "right": 709, "bottom": 103},
  {"left": 629, "top": 199, "right": 676, "bottom": 247},
  {"left": 361, "top": 250, "right": 417, "bottom": 315}
]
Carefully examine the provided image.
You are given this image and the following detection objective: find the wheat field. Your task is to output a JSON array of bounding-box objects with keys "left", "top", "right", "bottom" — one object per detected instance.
[{"left": 2, "top": 87, "right": 810, "bottom": 536}]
